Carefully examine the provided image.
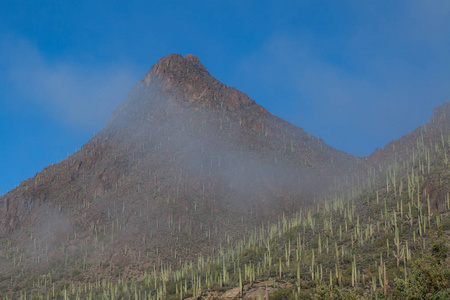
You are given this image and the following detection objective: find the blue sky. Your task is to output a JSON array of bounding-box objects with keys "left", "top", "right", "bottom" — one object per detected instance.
[{"left": 1, "top": 0, "right": 449, "bottom": 195}]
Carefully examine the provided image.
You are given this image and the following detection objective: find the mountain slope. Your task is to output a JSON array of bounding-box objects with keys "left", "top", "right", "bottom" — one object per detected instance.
[
  {"left": 368, "top": 102, "right": 450, "bottom": 165},
  {"left": 0, "top": 54, "right": 360, "bottom": 291},
  {"left": 367, "top": 102, "right": 450, "bottom": 211},
  {"left": 44, "top": 102, "right": 449, "bottom": 300},
  {"left": 8, "top": 101, "right": 448, "bottom": 299}
]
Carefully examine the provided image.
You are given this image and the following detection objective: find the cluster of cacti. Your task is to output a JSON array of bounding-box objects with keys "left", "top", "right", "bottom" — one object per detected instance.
[{"left": 0, "top": 114, "right": 448, "bottom": 299}]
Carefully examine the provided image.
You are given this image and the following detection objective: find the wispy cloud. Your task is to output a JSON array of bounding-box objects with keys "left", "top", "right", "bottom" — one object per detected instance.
[
  {"left": 1, "top": 36, "right": 139, "bottom": 130},
  {"left": 234, "top": 1, "right": 450, "bottom": 156}
]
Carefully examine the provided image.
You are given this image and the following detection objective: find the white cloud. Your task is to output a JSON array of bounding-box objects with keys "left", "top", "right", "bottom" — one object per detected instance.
[{"left": 1, "top": 36, "right": 139, "bottom": 130}]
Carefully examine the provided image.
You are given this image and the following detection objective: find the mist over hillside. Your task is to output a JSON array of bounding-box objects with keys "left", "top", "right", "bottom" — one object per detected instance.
[
  {"left": 0, "top": 54, "right": 449, "bottom": 299},
  {"left": 0, "top": 54, "right": 360, "bottom": 291}
]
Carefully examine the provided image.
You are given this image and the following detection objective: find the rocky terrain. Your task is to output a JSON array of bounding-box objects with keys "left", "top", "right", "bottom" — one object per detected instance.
[{"left": 0, "top": 54, "right": 362, "bottom": 294}]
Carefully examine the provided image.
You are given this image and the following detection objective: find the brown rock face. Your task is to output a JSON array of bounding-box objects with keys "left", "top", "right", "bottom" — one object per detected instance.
[{"left": 143, "top": 54, "right": 259, "bottom": 111}]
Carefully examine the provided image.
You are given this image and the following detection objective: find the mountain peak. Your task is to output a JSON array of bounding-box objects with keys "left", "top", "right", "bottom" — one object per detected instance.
[
  {"left": 142, "top": 53, "right": 257, "bottom": 111},
  {"left": 145, "top": 53, "right": 207, "bottom": 83},
  {"left": 184, "top": 54, "right": 207, "bottom": 70}
]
